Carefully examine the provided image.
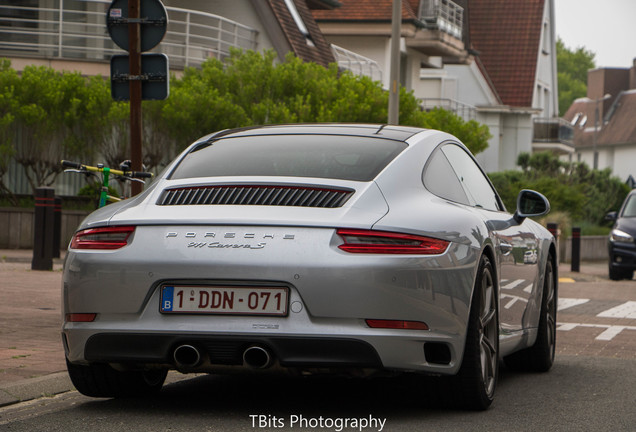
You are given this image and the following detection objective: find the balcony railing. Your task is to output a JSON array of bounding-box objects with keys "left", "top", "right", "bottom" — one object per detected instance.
[
  {"left": 532, "top": 117, "right": 575, "bottom": 154},
  {"left": 420, "top": 98, "right": 476, "bottom": 120},
  {"left": 331, "top": 44, "right": 382, "bottom": 83},
  {"left": 0, "top": 0, "right": 258, "bottom": 69},
  {"left": 419, "top": 0, "right": 464, "bottom": 39},
  {"left": 533, "top": 117, "right": 574, "bottom": 144}
]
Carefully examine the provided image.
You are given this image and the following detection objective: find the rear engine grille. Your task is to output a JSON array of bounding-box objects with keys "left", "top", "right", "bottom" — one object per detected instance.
[{"left": 157, "top": 185, "right": 353, "bottom": 208}]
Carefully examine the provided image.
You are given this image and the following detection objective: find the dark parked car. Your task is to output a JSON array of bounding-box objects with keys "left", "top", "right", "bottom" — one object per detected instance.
[{"left": 606, "top": 189, "right": 636, "bottom": 280}]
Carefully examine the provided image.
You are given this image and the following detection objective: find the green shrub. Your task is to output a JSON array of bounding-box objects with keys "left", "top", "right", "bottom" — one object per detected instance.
[{"left": 490, "top": 151, "right": 630, "bottom": 226}]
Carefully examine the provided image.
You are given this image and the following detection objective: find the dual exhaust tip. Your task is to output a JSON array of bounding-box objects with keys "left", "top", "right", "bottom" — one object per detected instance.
[{"left": 173, "top": 344, "right": 273, "bottom": 369}]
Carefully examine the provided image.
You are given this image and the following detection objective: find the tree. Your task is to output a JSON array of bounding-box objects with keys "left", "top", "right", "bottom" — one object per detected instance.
[
  {"left": 159, "top": 50, "right": 491, "bottom": 155},
  {"left": 557, "top": 38, "right": 596, "bottom": 116},
  {"left": 12, "top": 65, "right": 112, "bottom": 189},
  {"left": 1, "top": 51, "right": 493, "bottom": 197}
]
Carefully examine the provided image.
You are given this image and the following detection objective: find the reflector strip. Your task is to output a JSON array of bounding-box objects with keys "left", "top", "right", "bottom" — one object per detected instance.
[
  {"left": 66, "top": 313, "right": 97, "bottom": 322},
  {"left": 366, "top": 319, "right": 429, "bottom": 330}
]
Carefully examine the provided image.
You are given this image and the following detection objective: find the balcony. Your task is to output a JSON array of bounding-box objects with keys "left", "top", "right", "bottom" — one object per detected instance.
[
  {"left": 419, "top": 0, "right": 463, "bottom": 39},
  {"left": 406, "top": 0, "right": 466, "bottom": 59},
  {"left": 419, "top": 98, "right": 476, "bottom": 121},
  {"left": 0, "top": 0, "right": 258, "bottom": 70},
  {"left": 532, "top": 117, "right": 575, "bottom": 154},
  {"left": 331, "top": 44, "right": 382, "bottom": 83}
]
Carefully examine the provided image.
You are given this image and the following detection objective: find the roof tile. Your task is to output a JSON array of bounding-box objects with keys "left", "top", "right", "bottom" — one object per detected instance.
[
  {"left": 468, "top": 0, "right": 545, "bottom": 107},
  {"left": 312, "top": 0, "right": 420, "bottom": 23},
  {"left": 269, "top": 0, "right": 336, "bottom": 67}
]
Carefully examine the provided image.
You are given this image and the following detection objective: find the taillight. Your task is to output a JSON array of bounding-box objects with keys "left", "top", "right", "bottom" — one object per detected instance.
[
  {"left": 70, "top": 226, "right": 135, "bottom": 250},
  {"left": 337, "top": 229, "right": 449, "bottom": 254},
  {"left": 366, "top": 319, "right": 429, "bottom": 330}
]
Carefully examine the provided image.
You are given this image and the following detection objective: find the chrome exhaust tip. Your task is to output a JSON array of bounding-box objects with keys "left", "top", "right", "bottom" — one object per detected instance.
[
  {"left": 243, "top": 346, "right": 273, "bottom": 369},
  {"left": 173, "top": 344, "right": 201, "bottom": 368}
]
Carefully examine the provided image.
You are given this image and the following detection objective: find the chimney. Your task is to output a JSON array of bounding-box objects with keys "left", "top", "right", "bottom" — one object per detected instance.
[{"left": 587, "top": 67, "right": 630, "bottom": 116}]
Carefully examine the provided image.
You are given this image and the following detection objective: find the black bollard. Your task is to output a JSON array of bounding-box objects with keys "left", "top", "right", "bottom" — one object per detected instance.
[
  {"left": 32, "top": 187, "right": 55, "bottom": 271},
  {"left": 53, "top": 197, "right": 62, "bottom": 259},
  {"left": 571, "top": 227, "right": 581, "bottom": 272}
]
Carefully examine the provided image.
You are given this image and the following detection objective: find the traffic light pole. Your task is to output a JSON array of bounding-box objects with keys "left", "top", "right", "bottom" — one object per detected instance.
[{"left": 128, "top": 0, "right": 143, "bottom": 196}]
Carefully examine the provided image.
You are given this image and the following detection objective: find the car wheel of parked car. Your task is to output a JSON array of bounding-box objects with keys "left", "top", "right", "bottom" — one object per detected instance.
[
  {"left": 66, "top": 359, "right": 167, "bottom": 398},
  {"left": 609, "top": 266, "right": 634, "bottom": 281},
  {"left": 451, "top": 254, "right": 498, "bottom": 410},
  {"left": 505, "top": 255, "right": 556, "bottom": 372}
]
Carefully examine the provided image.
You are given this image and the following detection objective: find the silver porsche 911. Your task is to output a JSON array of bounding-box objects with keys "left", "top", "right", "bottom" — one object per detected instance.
[{"left": 62, "top": 124, "right": 557, "bottom": 409}]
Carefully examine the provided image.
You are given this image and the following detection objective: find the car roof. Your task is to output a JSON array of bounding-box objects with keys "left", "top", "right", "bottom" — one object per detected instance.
[{"left": 205, "top": 123, "right": 427, "bottom": 142}]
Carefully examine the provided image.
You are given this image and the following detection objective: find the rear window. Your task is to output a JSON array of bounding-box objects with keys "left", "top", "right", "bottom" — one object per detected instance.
[{"left": 170, "top": 134, "right": 407, "bottom": 182}]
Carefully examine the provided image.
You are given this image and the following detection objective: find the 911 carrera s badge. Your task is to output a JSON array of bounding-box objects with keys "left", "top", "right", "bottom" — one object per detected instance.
[
  {"left": 187, "top": 241, "right": 267, "bottom": 249},
  {"left": 167, "top": 231, "right": 295, "bottom": 250}
]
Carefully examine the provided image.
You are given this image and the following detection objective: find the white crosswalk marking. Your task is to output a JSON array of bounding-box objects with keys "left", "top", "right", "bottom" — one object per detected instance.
[
  {"left": 501, "top": 279, "right": 525, "bottom": 290},
  {"left": 557, "top": 322, "right": 636, "bottom": 341},
  {"left": 596, "top": 326, "right": 628, "bottom": 341},
  {"left": 558, "top": 298, "right": 590, "bottom": 311},
  {"left": 597, "top": 301, "right": 636, "bottom": 319},
  {"left": 501, "top": 294, "right": 527, "bottom": 309}
]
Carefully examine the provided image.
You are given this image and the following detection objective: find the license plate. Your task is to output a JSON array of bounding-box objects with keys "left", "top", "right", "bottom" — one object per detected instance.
[{"left": 160, "top": 285, "right": 288, "bottom": 316}]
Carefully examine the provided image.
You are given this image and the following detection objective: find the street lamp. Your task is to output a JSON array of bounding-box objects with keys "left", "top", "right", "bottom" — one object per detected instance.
[{"left": 593, "top": 93, "right": 611, "bottom": 170}]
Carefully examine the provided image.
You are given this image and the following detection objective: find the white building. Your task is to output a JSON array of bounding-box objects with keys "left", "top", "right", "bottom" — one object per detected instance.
[
  {"left": 420, "top": 0, "right": 567, "bottom": 172},
  {"left": 563, "top": 62, "right": 636, "bottom": 182}
]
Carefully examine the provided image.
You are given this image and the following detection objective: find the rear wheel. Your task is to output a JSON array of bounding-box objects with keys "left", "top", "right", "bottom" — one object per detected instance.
[
  {"left": 450, "top": 254, "right": 498, "bottom": 410},
  {"left": 505, "top": 255, "right": 557, "bottom": 372},
  {"left": 66, "top": 359, "right": 167, "bottom": 398}
]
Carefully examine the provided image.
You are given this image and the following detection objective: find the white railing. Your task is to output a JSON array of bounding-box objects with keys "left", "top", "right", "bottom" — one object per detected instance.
[
  {"left": 420, "top": 98, "right": 476, "bottom": 120},
  {"left": 0, "top": 0, "right": 258, "bottom": 68},
  {"left": 419, "top": 0, "right": 464, "bottom": 39},
  {"left": 331, "top": 44, "right": 382, "bottom": 83}
]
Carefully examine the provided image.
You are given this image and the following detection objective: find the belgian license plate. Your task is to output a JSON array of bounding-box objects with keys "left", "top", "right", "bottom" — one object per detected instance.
[{"left": 160, "top": 285, "right": 288, "bottom": 316}]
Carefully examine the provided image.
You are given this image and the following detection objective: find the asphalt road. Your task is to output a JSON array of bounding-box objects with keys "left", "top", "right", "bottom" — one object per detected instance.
[{"left": 0, "top": 354, "right": 634, "bottom": 432}]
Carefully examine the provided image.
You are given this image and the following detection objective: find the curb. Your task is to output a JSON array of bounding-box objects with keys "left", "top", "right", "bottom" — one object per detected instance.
[
  {"left": 0, "top": 371, "right": 194, "bottom": 408},
  {"left": 0, "top": 372, "right": 73, "bottom": 408}
]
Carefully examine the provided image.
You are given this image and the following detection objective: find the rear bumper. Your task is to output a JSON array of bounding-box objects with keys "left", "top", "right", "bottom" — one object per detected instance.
[{"left": 80, "top": 333, "right": 383, "bottom": 368}]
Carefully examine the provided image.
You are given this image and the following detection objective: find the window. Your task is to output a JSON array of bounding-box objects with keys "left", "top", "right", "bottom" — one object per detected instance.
[
  {"left": 424, "top": 143, "right": 501, "bottom": 211},
  {"left": 422, "top": 148, "right": 469, "bottom": 205},
  {"left": 542, "top": 22, "right": 550, "bottom": 54},
  {"left": 283, "top": 0, "right": 315, "bottom": 46},
  {"left": 170, "top": 135, "right": 407, "bottom": 182}
]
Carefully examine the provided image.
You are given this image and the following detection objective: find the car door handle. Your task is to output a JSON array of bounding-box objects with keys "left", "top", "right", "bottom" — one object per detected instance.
[{"left": 499, "top": 242, "right": 513, "bottom": 255}]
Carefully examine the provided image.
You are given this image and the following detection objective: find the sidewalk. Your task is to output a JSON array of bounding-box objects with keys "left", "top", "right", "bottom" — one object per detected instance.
[
  {"left": 0, "top": 250, "right": 69, "bottom": 407},
  {"left": 0, "top": 249, "right": 614, "bottom": 407}
]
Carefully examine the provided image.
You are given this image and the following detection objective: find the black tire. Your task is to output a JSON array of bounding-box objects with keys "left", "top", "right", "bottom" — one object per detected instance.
[
  {"left": 66, "top": 359, "right": 167, "bottom": 398},
  {"left": 609, "top": 265, "right": 633, "bottom": 281},
  {"left": 450, "top": 254, "right": 499, "bottom": 410},
  {"left": 505, "top": 256, "right": 557, "bottom": 372}
]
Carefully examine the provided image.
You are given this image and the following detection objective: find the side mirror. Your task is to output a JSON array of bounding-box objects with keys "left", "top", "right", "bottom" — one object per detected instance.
[
  {"left": 605, "top": 211, "right": 618, "bottom": 222},
  {"left": 514, "top": 189, "right": 550, "bottom": 223}
]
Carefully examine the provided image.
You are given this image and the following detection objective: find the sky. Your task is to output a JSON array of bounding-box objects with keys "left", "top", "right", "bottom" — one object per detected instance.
[{"left": 554, "top": 0, "right": 636, "bottom": 68}]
